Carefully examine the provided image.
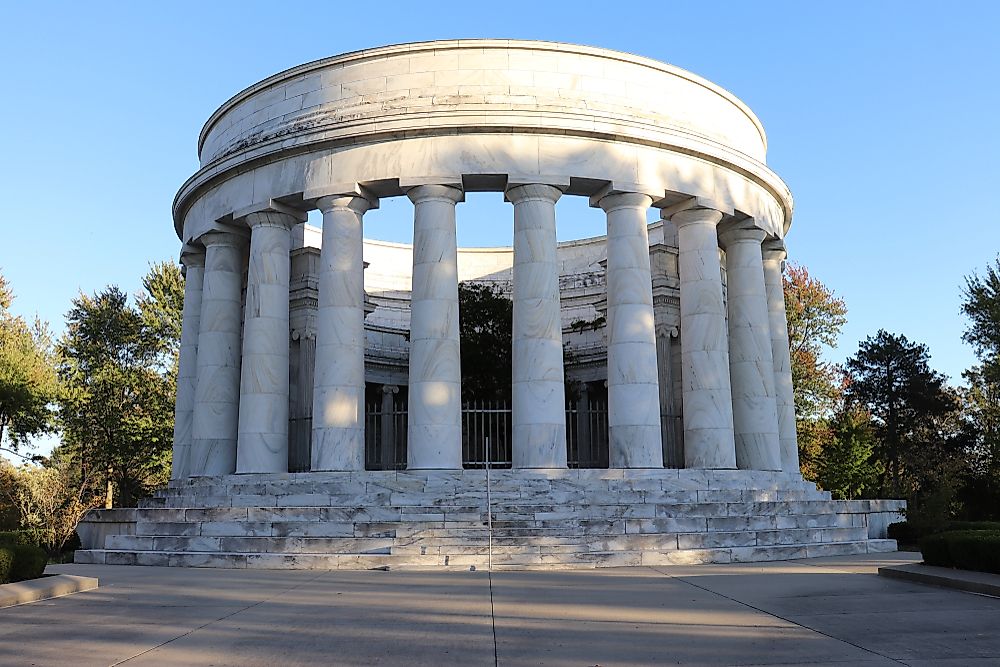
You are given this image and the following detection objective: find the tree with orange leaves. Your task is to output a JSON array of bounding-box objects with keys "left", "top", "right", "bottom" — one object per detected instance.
[{"left": 782, "top": 263, "right": 847, "bottom": 478}]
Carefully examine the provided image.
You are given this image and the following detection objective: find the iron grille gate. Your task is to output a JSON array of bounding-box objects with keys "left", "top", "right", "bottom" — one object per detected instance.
[
  {"left": 363, "top": 395, "right": 612, "bottom": 470},
  {"left": 364, "top": 388, "right": 408, "bottom": 470},
  {"left": 462, "top": 400, "right": 512, "bottom": 468},
  {"left": 302, "top": 390, "right": 680, "bottom": 471}
]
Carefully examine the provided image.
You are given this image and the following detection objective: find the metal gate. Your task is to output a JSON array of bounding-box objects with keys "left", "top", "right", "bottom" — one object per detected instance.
[
  {"left": 364, "top": 386, "right": 408, "bottom": 470},
  {"left": 462, "top": 400, "right": 513, "bottom": 468}
]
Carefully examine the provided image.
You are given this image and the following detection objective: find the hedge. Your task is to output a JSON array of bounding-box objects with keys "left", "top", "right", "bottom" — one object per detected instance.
[
  {"left": 945, "top": 521, "right": 1000, "bottom": 533},
  {"left": 919, "top": 530, "right": 1000, "bottom": 574},
  {"left": 0, "top": 542, "right": 49, "bottom": 584},
  {"left": 0, "top": 529, "right": 56, "bottom": 549},
  {"left": 887, "top": 521, "right": 918, "bottom": 542},
  {"left": 9, "top": 545, "right": 47, "bottom": 581},
  {"left": 0, "top": 548, "right": 12, "bottom": 584},
  {"left": 888, "top": 520, "right": 1000, "bottom": 542}
]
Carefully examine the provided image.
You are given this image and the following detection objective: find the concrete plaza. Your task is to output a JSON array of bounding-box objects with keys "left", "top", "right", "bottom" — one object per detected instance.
[{"left": 2, "top": 553, "right": 998, "bottom": 666}]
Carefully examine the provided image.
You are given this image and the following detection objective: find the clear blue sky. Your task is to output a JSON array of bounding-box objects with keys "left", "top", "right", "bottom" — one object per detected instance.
[{"left": 2, "top": 0, "right": 998, "bottom": 390}]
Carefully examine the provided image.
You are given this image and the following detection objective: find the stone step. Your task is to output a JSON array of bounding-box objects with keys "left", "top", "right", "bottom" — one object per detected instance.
[
  {"left": 152, "top": 487, "right": 831, "bottom": 508},
  {"left": 105, "top": 535, "right": 394, "bottom": 555},
  {"left": 394, "top": 526, "right": 868, "bottom": 546},
  {"left": 122, "top": 499, "right": 871, "bottom": 524},
  {"left": 74, "top": 538, "right": 893, "bottom": 570},
  {"left": 112, "top": 525, "right": 869, "bottom": 554},
  {"left": 158, "top": 470, "right": 826, "bottom": 493},
  {"left": 76, "top": 549, "right": 397, "bottom": 570},
  {"left": 77, "top": 470, "right": 905, "bottom": 574},
  {"left": 119, "top": 512, "right": 872, "bottom": 539}
]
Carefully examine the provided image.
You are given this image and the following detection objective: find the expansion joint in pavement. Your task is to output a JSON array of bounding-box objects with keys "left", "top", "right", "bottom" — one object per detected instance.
[
  {"left": 108, "top": 569, "right": 337, "bottom": 666},
  {"left": 649, "top": 566, "right": 910, "bottom": 666}
]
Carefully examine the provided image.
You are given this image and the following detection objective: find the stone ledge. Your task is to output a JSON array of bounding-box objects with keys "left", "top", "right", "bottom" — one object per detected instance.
[
  {"left": 0, "top": 574, "right": 99, "bottom": 608},
  {"left": 878, "top": 563, "right": 1000, "bottom": 597}
]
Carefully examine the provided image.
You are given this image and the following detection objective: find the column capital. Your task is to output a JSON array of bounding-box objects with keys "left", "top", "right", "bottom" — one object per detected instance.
[
  {"left": 307, "top": 183, "right": 379, "bottom": 214},
  {"left": 504, "top": 182, "right": 563, "bottom": 205},
  {"left": 594, "top": 191, "right": 653, "bottom": 213},
  {"left": 179, "top": 244, "right": 205, "bottom": 269},
  {"left": 718, "top": 222, "right": 768, "bottom": 248},
  {"left": 668, "top": 207, "right": 724, "bottom": 228},
  {"left": 197, "top": 228, "right": 247, "bottom": 249},
  {"left": 233, "top": 199, "right": 308, "bottom": 226},
  {"left": 762, "top": 238, "right": 787, "bottom": 262},
  {"left": 315, "top": 193, "right": 378, "bottom": 216},
  {"left": 406, "top": 184, "right": 464, "bottom": 205},
  {"left": 658, "top": 195, "right": 734, "bottom": 220},
  {"left": 243, "top": 209, "right": 301, "bottom": 231}
]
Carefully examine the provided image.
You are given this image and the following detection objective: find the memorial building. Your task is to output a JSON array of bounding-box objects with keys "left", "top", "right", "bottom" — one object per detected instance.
[{"left": 76, "top": 40, "right": 903, "bottom": 569}]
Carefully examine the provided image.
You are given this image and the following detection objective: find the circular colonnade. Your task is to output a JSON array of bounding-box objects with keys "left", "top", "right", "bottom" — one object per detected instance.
[{"left": 171, "top": 39, "right": 799, "bottom": 481}]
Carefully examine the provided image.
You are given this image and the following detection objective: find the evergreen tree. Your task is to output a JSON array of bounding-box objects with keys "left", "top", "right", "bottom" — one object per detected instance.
[
  {"left": 961, "top": 256, "right": 1000, "bottom": 377},
  {"left": 844, "top": 330, "right": 958, "bottom": 497},
  {"left": 958, "top": 257, "right": 1000, "bottom": 518}
]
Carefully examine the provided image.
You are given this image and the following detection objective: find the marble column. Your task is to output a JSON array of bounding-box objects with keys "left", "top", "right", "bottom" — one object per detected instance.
[
  {"left": 311, "top": 193, "right": 375, "bottom": 471},
  {"left": 598, "top": 192, "right": 663, "bottom": 468},
  {"left": 719, "top": 225, "right": 781, "bottom": 471},
  {"left": 668, "top": 208, "right": 737, "bottom": 469},
  {"left": 235, "top": 211, "right": 297, "bottom": 474},
  {"left": 171, "top": 247, "right": 205, "bottom": 480},
  {"left": 406, "top": 185, "right": 464, "bottom": 469},
  {"left": 507, "top": 184, "right": 567, "bottom": 469},
  {"left": 762, "top": 239, "right": 800, "bottom": 474},
  {"left": 190, "top": 231, "right": 246, "bottom": 476}
]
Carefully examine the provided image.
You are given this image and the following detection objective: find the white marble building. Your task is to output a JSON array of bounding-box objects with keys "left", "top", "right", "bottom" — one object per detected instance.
[
  {"left": 76, "top": 41, "right": 903, "bottom": 569},
  {"left": 170, "top": 39, "right": 800, "bottom": 479}
]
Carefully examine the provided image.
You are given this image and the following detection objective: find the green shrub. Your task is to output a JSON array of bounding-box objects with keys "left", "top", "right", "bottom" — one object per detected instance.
[
  {"left": 887, "top": 521, "right": 917, "bottom": 542},
  {"left": 0, "top": 543, "right": 48, "bottom": 583},
  {"left": 919, "top": 532, "right": 954, "bottom": 567},
  {"left": 944, "top": 521, "right": 1000, "bottom": 533},
  {"left": 947, "top": 531, "right": 1000, "bottom": 575},
  {"left": 0, "top": 529, "right": 60, "bottom": 558},
  {"left": 0, "top": 547, "right": 13, "bottom": 584},
  {"left": 9, "top": 544, "right": 46, "bottom": 581},
  {"left": 889, "top": 520, "right": 1000, "bottom": 544},
  {"left": 920, "top": 530, "right": 1000, "bottom": 573},
  {"left": 0, "top": 529, "right": 55, "bottom": 549},
  {"left": 0, "top": 530, "right": 32, "bottom": 546}
]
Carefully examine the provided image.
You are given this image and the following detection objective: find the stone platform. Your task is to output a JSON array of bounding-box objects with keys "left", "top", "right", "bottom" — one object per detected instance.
[{"left": 75, "top": 470, "right": 904, "bottom": 570}]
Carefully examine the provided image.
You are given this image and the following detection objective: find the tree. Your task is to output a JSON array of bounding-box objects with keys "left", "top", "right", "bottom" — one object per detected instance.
[
  {"left": 957, "top": 259, "right": 1000, "bottom": 518},
  {"left": 782, "top": 263, "right": 848, "bottom": 477},
  {"left": 816, "top": 408, "right": 883, "bottom": 500},
  {"left": 844, "top": 330, "right": 958, "bottom": 496},
  {"left": 458, "top": 282, "right": 512, "bottom": 401},
  {"left": 0, "top": 456, "right": 103, "bottom": 552},
  {"left": 0, "top": 272, "right": 60, "bottom": 453},
  {"left": 955, "top": 370, "right": 1000, "bottom": 519},
  {"left": 137, "top": 261, "right": 184, "bottom": 369},
  {"left": 961, "top": 256, "right": 1000, "bottom": 376},
  {"left": 56, "top": 264, "right": 183, "bottom": 508}
]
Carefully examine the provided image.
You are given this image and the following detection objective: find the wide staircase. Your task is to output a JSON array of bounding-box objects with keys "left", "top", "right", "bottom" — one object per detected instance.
[{"left": 75, "top": 470, "right": 904, "bottom": 570}]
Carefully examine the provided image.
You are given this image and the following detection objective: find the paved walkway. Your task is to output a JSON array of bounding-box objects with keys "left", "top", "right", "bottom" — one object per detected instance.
[{"left": 2, "top": 552, "right": 998, "bottom": 666}]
